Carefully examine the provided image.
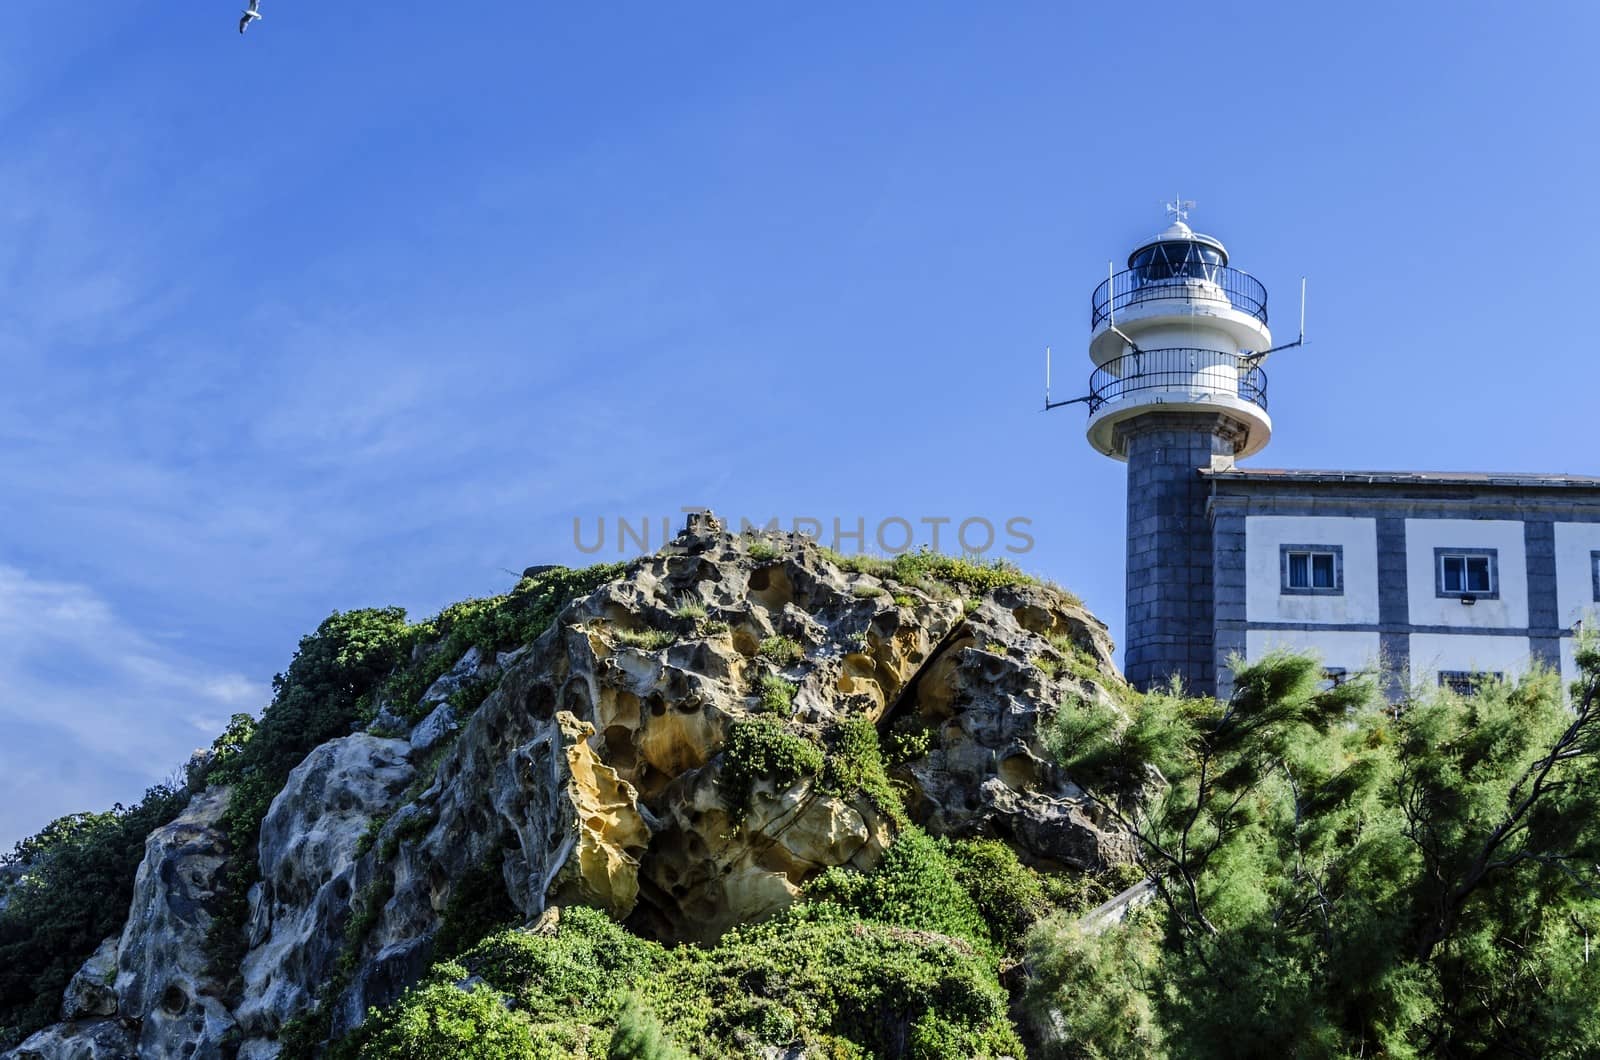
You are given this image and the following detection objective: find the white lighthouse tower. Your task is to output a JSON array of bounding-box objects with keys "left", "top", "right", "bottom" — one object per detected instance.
[{"left": 1054, "top": 203, "right": 1284, "bottom": 693}]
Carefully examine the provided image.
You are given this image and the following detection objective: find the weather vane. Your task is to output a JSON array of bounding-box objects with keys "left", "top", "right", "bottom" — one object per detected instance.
[{"left": 1165, "top": 197, "right": 1196, "bottom": 224}]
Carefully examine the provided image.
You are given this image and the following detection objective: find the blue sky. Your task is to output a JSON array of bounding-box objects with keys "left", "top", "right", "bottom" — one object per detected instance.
[{"left": 1, "top": 1, "right": 1596, "bottom": 848}]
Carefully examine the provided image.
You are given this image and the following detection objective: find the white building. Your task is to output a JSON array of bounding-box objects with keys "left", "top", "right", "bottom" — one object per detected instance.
[{"left": 1058, "top": 207, "right": 1600, "bottom": 697}]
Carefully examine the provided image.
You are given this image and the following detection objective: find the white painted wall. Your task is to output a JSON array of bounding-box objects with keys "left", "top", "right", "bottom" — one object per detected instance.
[
  {"left": 1408, "top": 632, "right": 1533, "bottom": 688},
  {"left": 1244, "top": 629, "right": 1382, "bottom": 676},
  {"left": 1245, "top": 516, "right": 1378, "bottom": 624},
  {"left": 1404, "top": 519, "right": 1528, "bottom": 629},
  {"left": 1553, "top": 523, "right": 1600, "bottom": 629}
]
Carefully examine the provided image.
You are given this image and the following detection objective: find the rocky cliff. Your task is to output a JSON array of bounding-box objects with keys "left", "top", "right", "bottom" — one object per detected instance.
[{"left": 4, "top": 515, "right": 1133, "bottom": 1059}]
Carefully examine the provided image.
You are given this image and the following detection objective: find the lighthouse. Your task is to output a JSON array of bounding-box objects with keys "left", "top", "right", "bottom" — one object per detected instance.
[{"left": 1065, "top": 203, "right": 1277, "bottom": 694}]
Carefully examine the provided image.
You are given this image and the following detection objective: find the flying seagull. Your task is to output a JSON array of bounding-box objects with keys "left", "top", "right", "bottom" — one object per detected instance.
[{"left": 239, "top": 0, "right": 261, "bottom": 34}]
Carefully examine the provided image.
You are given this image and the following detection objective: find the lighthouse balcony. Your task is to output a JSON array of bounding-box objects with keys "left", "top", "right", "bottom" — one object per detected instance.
[
  {"left": 1088, "top": 347, "right": 1267, "bottom": 412},
  {"left": 1085, "top": 347, "right": 1272, "bottom": 459},
  {"left": 1090, "top": 265, "right": 1268, "bottom": 330}
]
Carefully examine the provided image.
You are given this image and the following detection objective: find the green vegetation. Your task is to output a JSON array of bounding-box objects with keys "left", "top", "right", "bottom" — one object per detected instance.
[
  {"left": 754, "top": 674, "right": 797, "bottom": 715},
  {"left": 718, "top": 719, "right": 824, "bottom": 819},
  {"left": 343, "top": 896, "right": 1022, "bottom": 1059},
  {"left": 345, "top": 977, "right": 546, "bottom": 1059},
  {"left": 200, "top": 606, "right": 413, "bottom": 982},
  {"left": 821, "top": 548, "right": 1060, "bottom": 602},
  {"left": 616, "top": 628, "right": 676, "bottom": 651},
  {"left": 609, "top": 994, "right": 692, "bottom": 1060},
  {"left": 851, "top": 584, "right": 885, "bottom": 599},
  {"left": 883, "top": 714, "right": 935, "bottom": 766},
  {"left": 808, "top": 829, "right": 991, "bottom": 953},
  {"left": 673, "top": 598, "right": 709, "bottom": 622},
  {"left": 818, "top": 716, "right": 907, "bottom": 829},
  {"left": 1028, "top": 648, "right": 1600, "bottom": 1057},
  {"left": 747, "top": 539, "right": 783, "bottom": 562},
  {"left": 757, "top": 635, "right": 804, "bottom": 666},
  {"left": 0, "top": 785, "right": 189, "bottom": 1046},
  {"left": 943, "top": 839, "right": 1052, "bottom": 953},
  {"left": 379, "top": 564, "right": 627, "bottom": 717},
  {"left": 196, "top": 563, "right": 624, "bottom": 992},
  {"left": 892, "top": 593, "right": 917, "bottom": 608}
]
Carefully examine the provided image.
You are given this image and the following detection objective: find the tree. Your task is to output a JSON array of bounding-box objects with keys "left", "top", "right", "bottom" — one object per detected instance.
[{"left": 1032, "top": 649, "right": 1600, "bottom": 1057}]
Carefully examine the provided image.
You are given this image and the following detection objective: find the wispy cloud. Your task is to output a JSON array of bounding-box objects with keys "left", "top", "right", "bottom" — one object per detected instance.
[{"left": 0, "top": 565, "right": 267, "bottom": 849}]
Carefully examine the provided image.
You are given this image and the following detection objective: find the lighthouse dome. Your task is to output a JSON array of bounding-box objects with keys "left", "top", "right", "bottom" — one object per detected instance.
[{"left": 1126, "top": 222, "right": 1230, "bottom": 280}]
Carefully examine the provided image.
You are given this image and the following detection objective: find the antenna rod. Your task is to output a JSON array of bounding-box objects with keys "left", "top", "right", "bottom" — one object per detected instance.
[
  {"left": 1299, "top": 277, "right": 1307, "bottom": 344},
  {"left": 1107, "top": 261, "right": 1115, "bottom": 326},
  {"left": 1045, "top": 345, "right": 1052, "bottom": 408}
]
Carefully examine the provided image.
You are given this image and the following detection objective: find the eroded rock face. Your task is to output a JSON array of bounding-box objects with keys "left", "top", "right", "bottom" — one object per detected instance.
[
  {"left": 61, "top": 937, "right": 119, "bottom": 1020},
  {"left": 115, "top": 786, "right": 236, "bottom": 1060},
  {"left": 896, "top": 585, "right": 1134, "bottom": 869},
  {"left": 13, "top": 515, "right": 1135, "bottom": 1055},
  {"left": 6, "top": 1019, "right": 137, "bottom": 1060},
  {"left": 233, "top": 734, "right": 415, "bottom": 1047}
]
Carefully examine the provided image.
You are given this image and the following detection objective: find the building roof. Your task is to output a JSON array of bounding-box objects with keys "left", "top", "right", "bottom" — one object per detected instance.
[{"left": 1201, "top": 467, "right": 1600, "bottom": 490}]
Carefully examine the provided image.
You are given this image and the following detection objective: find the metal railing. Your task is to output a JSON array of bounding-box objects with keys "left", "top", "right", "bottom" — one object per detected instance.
[
  {"left": 1090, "top": 265, "right": 1268, "bottom": 330},
  {"left": 1087, "top": 347, "right": 1268, "bottom": 414}
]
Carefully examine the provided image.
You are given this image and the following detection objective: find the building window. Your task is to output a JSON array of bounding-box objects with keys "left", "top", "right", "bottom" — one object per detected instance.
[
  {"left": 1438, "top": 670, "right": 1504, "bottom": 696},
  {"left": 1591, "top": 551, "right": 1600, "bottom": 602},
  {"left": 1434, "top": 548, "right": 1499, "bottom": 600},
  {"left": 1280, "top": 544, "right": 1343, "bottom": 595}
]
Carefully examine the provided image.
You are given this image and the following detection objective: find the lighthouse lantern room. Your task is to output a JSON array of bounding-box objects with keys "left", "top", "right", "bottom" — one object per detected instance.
[{"left": 1083, "top": 204, "right": 1275, "bottom": 460}]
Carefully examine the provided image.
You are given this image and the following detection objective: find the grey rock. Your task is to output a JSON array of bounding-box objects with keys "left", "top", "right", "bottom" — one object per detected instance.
[
  {"left": 234, "top": 734, "right": 414, "bottom": 1041},
  {"left": 408, "top": 703, "right": 459, "bottom": 755},
  {"left": 236, "top": 1040, "right": 282, "bottom": 1060},
  {"left": 418, "top": 645, "right": 493, "bottom": 706},
  {"left": 3, "top": 1019, "right": 137, "bottom": 1060},
  {"left": 61, "top": 936, "right": 119, "bottom": 1019},
  {"left": 114, "top": 785, "right": 237, "bottom": 1060},
  {"left": 367, "top": 703, "right": 409, "bottom": 738},
  {"left": 330, "top": 937, "right": 433, "bottom": 1037}
]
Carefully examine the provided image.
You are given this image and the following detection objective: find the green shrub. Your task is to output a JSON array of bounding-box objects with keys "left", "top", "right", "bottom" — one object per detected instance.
[
  {"left": 755, "top": 675, "right": 797, "bottom": 715},
  {"left": 1023, "top": 913, "right": 1166, "bottom": 1060},
  {"left": 608, "top": 993, "right": 691, "bottom": 1060},
  {"left": 434, "top": 857, "right": 522, "bottom": 962},
  {"left": 758, "top": 635, "right": 804, "bottom": 666},
  {"left": 884, "top": 715, "right": 935, "bottom": 766},
  {"left": 851, "top": 584, "right": 885, "bottom": 599},
  {"left": 1031, "top": 655, "right": 1061, "bottom": 678},
  {"left": 672, "top": 908, "right": 1022, "bottom": 1058},
  {"left": 464, "top": 907, "right": 660, "bottom": 1019},
  {"left": 807, "top": 829, "right": 990, "bottom": 952},
  {"left": 347, "top": 900, "right": 1022, "bottom": 1059},
  {"left": 819, "top": 717, "right": 907, "bottom": 828},
  {"left": 893, "top": 593, "right": 917, "bottom": 608},
  {"left": 355, "top": 976, "right": 539, "bottom": 1059},
  {"left": 616, "top": 629, "right": 676, "bottom": 651},
  {"left": 747, "top": 540, "right": 783, "bottom": 562},
  {"left": 941, "top": 839, "right": 1051, "bottom": 953},
  {"left": 673, "top": 598, "right": 708, "bottom": 622},
  {"left": 719, "top": 719, "right": 824, "bottom": 819}
]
